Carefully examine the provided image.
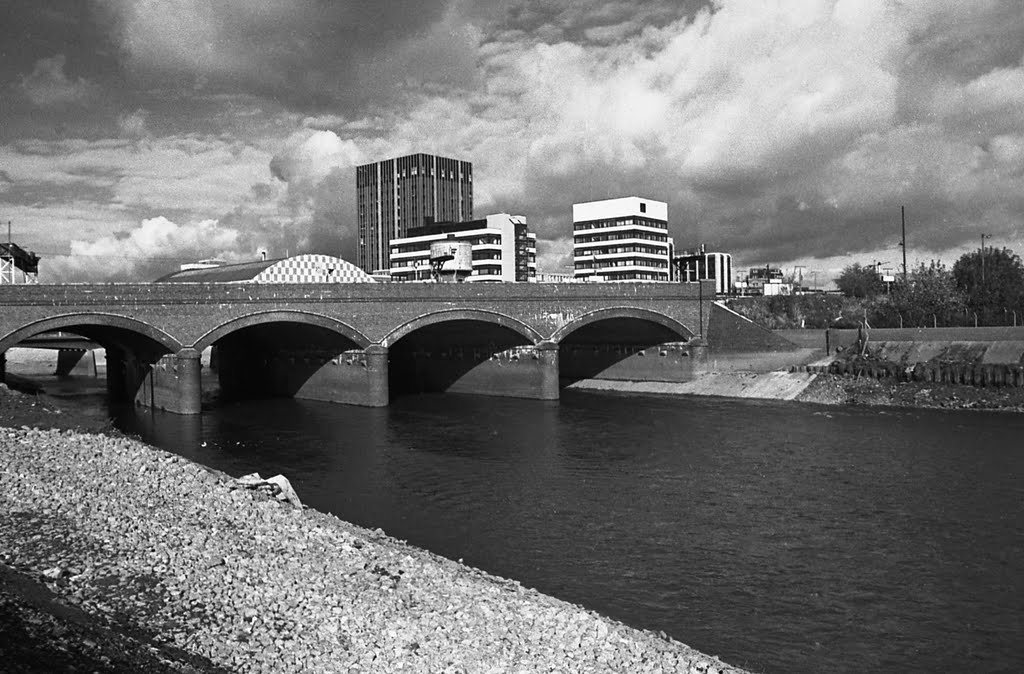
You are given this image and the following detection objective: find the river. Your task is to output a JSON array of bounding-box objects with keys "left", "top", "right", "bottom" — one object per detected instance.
[{"left": 19, "top": 374, "right": 1024, "bottom": 673}]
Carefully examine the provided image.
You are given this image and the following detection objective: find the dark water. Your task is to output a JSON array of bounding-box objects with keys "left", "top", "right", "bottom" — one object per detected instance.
[{"left": 54, "top": 387, "right": 1024, "bottom": 673}]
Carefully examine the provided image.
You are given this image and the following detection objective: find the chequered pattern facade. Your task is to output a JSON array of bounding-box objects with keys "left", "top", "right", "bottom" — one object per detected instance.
[{"left": 253, "top": 255, "right": 374, "bottom": 283}]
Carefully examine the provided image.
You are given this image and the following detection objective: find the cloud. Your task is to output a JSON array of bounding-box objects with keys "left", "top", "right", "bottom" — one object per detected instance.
[
  {"left": 44, "top": 216, "right": 245, "bottom": 282},
  {"left": 5, "top": 0, "right": 1024, "bottom": 286},
  {"left": 117, "top": 109, "right": 151, "bottom": 138},
  {"left": 95, "top": 0, "right": 458, "bottom": 109},
  {"left": 18, "top": 54, "right": 97, "bottom": 107},
  {"left": 370, "top": 0, "right": 1024, "bottom": 276}
]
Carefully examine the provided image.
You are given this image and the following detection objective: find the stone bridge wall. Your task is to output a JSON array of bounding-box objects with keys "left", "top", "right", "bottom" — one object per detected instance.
[{"left": 0, "top": 282, "right": 714, "bottom": 413}]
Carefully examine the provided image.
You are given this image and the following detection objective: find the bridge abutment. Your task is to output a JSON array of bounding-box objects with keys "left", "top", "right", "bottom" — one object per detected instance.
[{"left": 0, "top": 351, "right": 6, "bottom": 385}]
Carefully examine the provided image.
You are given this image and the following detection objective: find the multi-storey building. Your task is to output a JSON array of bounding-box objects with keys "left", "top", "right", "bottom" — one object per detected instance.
[
  {"left": 356, "top": 153, "right": 473, "bottom": 273},
  {"left": 389, "top": 214, "right": 536, "bottom": 283},
  {"left": 572, "top": 197, "right": 671, "bottom": 282},
  {"left": 673, "top": 245, "right": 733, "bottom": 294}
]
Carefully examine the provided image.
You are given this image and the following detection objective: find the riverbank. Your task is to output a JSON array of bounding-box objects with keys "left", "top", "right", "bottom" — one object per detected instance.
[
  {"left": 569, "top": 370, "right": 1024, "bottom": 413},
  {"left": 796, "top": 372, "right": 1024, "bottom": 412},
  {"left": 0, "top": 385, "right": 747, "bottom": 674}
]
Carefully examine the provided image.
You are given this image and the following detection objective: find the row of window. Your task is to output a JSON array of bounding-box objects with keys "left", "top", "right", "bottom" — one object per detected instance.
[
  {"left": 574, "top": 231, "right": 669, "bottom": 244},
  {"left": 573, "top": 217, "right": 667, "bottom": 232},
  {"left": 574, "top": 245, "right": 668, "bottom": 257},
  {"left": 574, "top": 259, "right": 669, "bottom": 270},
  {"left": 390, "top": 236, "right": 509, "bottom": 255}
]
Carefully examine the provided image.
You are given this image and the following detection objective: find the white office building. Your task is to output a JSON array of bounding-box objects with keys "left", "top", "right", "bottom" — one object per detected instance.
[
  {"left": 389, "top": 213, "right": 537, "bottom": 282},
  {"left": 572, "top": 197, "right": 671, "bottom": 282}
]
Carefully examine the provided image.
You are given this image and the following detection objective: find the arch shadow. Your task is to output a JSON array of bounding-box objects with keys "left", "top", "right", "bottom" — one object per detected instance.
[
  {"left": 551, "top": 307, "right": 694, "bottom": 343},
  {"left": 0, "top": 313, "right": 182, "bottom": 356},
  {"left": 193, "top": 310, "right": 371, "bottom": 352},
  {"left": 383, "top": 309, "right": 542, "bottom": 399},
  {"left": 382, "top": 309, "right": 542, "bottom": 348},
  {"left": 193, "top": 310, "right": 373, "bottom": 403},
  {"left": 552, "top": 307, "right": 696, "bottom": 388}
]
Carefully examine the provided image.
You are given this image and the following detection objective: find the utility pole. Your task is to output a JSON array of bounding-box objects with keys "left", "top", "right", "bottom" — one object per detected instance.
[
  {"left": 900, "top": 206, "right": 907, "bottom": 282},
  {"left": 981, "top": 233, "right": 989, "bottom": 283}
]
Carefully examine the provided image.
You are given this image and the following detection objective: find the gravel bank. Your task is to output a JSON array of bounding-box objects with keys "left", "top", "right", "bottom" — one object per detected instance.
[{"left": 0, "top": 387, "right": 748, "bottom": 673}]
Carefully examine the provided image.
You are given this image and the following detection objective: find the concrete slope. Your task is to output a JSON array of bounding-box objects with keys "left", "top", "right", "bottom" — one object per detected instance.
[{"left": 569, "top": 371, "right": 818, "bottom": 401}]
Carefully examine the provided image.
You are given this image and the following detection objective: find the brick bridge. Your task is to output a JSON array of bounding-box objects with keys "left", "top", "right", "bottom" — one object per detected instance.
[{"left": 0, "top": 282, "right": 719, "bottom": 414}]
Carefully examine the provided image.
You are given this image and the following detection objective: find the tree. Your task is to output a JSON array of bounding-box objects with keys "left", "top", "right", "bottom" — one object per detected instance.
[
  {"left": 952, "top": 246, "right": 1024, "bottom": 324},
  {"left": 876, "top": 261, "right": 965, "bottom": 327},
  {"left": 835, "top": 263, "right": 884, "bottom": 299}
]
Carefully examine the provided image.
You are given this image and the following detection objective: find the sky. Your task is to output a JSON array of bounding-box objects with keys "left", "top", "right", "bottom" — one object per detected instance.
[{"left": 1, "top": 0, "right": 1023, "bottom": 284}]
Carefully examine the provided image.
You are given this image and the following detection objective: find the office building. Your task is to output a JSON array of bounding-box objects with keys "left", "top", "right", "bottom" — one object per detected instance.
[
  {"left": 673, "top": 245, "right": 733, "bottom": 294},
  {"left": 356, "top": 153, "right": 473, "bottom": 273},
  {"left": 389, "top": 214, "right": 536, "bottom": 282},
  {"left": 572, "top": 197, "right": 671, "bottom": 282}
]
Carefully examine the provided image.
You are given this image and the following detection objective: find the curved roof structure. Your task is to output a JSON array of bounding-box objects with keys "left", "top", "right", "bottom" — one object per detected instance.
[{"left": 156, "top": 254, "right": 374, "bottom": 284}]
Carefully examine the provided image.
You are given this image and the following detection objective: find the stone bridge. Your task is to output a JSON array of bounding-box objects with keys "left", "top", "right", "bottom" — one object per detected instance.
[{"left": 0, "top": 282, "right": 714, "bottom": 414}]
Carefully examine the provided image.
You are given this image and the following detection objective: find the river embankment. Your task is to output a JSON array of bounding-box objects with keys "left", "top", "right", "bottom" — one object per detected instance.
[
  {"left": 569, "top": 368, "right": 1024, "bottom": 412},
  {"left": 0, "top": 384, "right": 748, "bottom": 674}
]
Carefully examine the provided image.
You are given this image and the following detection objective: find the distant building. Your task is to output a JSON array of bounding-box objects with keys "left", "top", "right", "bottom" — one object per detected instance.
[
  {"left": 673, "top": 245, "right": 733, "bottom": 294},
  {"left": 0, "top": 241, "right": 40, "bottom": 285},
  {"left": 572, "top": 197, "right": 671, "bottom": 282},
  {"left": 744, "top": 266, "right": 790, "bottom": 296},
  {"left": 388, "top": 214, "right": 536, "bottom": 283},
  {"left": 156, "top": 254, "right": 374, "bottom": 283},
  {"left": 356, "top": 153, "right": 473, "bottom": 274}
]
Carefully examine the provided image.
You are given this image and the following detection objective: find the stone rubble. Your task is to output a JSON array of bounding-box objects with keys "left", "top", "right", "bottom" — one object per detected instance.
[{"left": 0, "top": 416, "right": 750, "bottom": 674}]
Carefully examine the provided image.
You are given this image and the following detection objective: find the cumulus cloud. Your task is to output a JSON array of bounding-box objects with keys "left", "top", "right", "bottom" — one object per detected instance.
[
  {"left": 45, "top": 216, "right": 245, "bottom": 282},
  {"left": 371, "top": 0, "right": 1024, "bottom": 275},
  {"left": 5, "top": 0, "right": 1024, "bottom": 284},
  {"left": 19, "top": 54, "right": 97, "bottom": 107}
]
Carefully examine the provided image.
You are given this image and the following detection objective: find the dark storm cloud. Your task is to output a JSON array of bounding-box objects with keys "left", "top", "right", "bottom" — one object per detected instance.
[{"left": 92, "top": 0, "right": 464, "bottom": 112}]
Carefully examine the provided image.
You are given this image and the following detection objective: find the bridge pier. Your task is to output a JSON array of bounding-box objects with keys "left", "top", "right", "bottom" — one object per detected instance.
[
  {"left": 135, "top": 348, "right": 202, "bottom": 415},
  {"left": 290, "top": 344, "right": 389, "bottom": 407},
  {"left": 0, "top": 351, "right": 6, "bottom": 385},
  {"left": 56, "top": 348, "right": 95, "bottom": 377},
  {"left": 393, "top": 340, "right": 560, "bottom": 401}
]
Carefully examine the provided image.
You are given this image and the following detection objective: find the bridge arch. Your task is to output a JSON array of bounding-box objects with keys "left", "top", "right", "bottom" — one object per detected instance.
[
  {"left": 382, "top": 309, "right": 543, "bottom": 348},
  {"left": 0, "top": 313, "right": 182, "bottom": 355},
  {"left": 193, "top": 310, "right": 371, "bottom": 352},
  {"left": 550, "top": 307, "right": 694, "bottom": 343}
]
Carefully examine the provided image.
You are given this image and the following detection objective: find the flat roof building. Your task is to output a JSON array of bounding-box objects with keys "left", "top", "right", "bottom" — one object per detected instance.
[
  {"left": 572, "top": 197, "right": 671, "bottom": 282},
  {"left": 389, "top": 214, "right": 536, "bottom": 283},
  {"left": 673, "top": 245, "right": 733, "bottom": 294},
  {"left": 356, "top": 153, "right": 473, "bottom": 274}
]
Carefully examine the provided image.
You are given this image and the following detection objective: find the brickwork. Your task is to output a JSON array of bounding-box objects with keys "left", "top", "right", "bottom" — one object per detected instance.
[
  {"left": 0, "top": 282, "right": 712, "bottom": 352},
  {"left": 0, "top": 282, "right": 716, "bottom": 412}
]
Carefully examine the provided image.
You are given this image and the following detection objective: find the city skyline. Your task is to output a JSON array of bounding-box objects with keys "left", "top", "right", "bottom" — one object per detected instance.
[{"left": 1, "top": 1, "right": 1022, "bottom": 283}]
